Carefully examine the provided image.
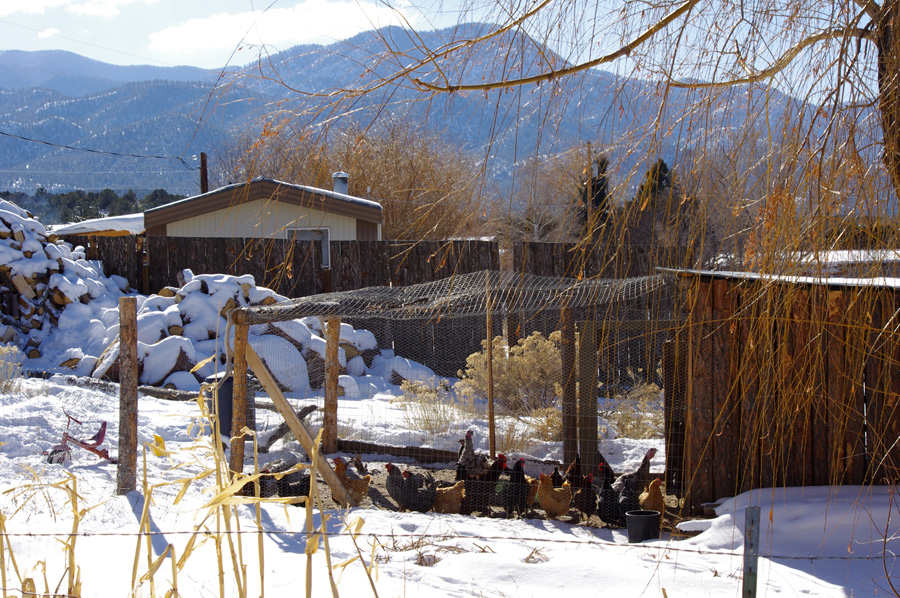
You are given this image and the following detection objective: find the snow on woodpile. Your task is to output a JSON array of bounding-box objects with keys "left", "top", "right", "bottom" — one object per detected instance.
[{"left": 0, "top": 200, "right": 128, "bottom": 362}]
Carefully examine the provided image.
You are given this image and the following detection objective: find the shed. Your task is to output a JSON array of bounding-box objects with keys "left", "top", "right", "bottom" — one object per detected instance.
[
  {"left": 665, "top": 267, "right": 900, "bottom": 514},
  {"left": 143, "top": 176, "right": 384, "bottom": 263}
]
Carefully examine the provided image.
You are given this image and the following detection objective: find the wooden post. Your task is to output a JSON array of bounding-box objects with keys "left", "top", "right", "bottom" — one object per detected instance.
[
  {"left": 742, "top": 506, "right": 761, "bottom": 598},
  {"left": 228, "top": 323, "right": 249, "bottom": 477},
  {"left": 578, "top": 320, "right": 599, "bottom": 473},
  {"left": 486, "top": 272, "right": 496, "bottom": 458},
  {"left": 561, "top": 305, "right": 578, "bottom": 466},
  {"left": 200, "top": 152, "right": 208, "bottom": 194},
  {"left": 324, "top": 316, "right": 341, "bottom": 454},
  {"left": 117, "top": 296, "right": 138, "bottom": 495}
]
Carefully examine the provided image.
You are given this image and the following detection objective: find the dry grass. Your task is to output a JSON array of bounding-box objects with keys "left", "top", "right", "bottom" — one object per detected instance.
[
  {"left": 0, "top": 344, "right": 23, "bottom": 392},
  {"left": 396, "top": 378, "right": 475, "bottom": 437}
]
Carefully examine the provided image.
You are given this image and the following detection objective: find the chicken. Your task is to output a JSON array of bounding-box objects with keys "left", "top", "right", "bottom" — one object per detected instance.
[
  {"left": 333, "top": 456, "right": 370, "bottom": 506},
  {"left": 433, "top": 480, "right": 466, "bottom": 514},
  {"left": 402, "top": 470, "right": 437, "bottom": 513},
  {"left": 461, "top": 453, "right": 507, "bottom": 515},
  {"left": 549, "top": 466, "right": 564, "bottom": 488},
  {"left": 261, "top": 458, "right": 310, "bottom": 502},
  {"left": 503, "top": 458, "right": 530, "bottom": 518},
  {"left": 537, "top": 473, "right": 571, "bottom": 520},
  {"left": 596, "top": 462, "right": 624, "bottom": 526},
  {"left": 455, "top": 439, "right": 467, "bottom": 481},
  {"left": 639, "top": 478, "right": 666, "bottom": 518},
  {"left": 457, "top": 430, "right": 487, "bottom": 479},
  {"left": 572, "top": 473, "right": 596, "bottom": 520},
  {"left": 564, "top": 454, "right": 584, "bottom": 488},
  {"left": 526, "top": 476, "right": 540, "bottom": 510},
  {"left": 611, "top": 447, "right": 658, "bottom": 497},
  {"left": 385, "top": 462, "right": 407, "bottom": 510},
  {"left": 403, "top": 468, "right": 434, "bottom": 489}
]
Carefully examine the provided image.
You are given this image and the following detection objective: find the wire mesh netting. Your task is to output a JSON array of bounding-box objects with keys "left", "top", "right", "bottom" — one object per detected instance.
[{"left": 236, "top": 270, "right": 685, "bottom": 515}]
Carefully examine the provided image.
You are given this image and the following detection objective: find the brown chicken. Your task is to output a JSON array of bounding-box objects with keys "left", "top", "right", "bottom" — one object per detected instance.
[
  {"left": 572, "top": 473, "right": 596, "bottom": 520},
  {"left": 639, "top": 478, "right": 666, "bottom": 518},
  {"left": 461, "top": 453, "right": 507, "bottom": 515},
  {"left": 536, "top": 473, "right": 571, "bottom": 520},
  {"left": 333, "top": 456, "right": 370, "bottom": 506},
  {"left": 526, "top": 475, "right": 540, "bottom": 510},
  {"left": 433, "top": 480, "right": 466, "bottom": 514}
]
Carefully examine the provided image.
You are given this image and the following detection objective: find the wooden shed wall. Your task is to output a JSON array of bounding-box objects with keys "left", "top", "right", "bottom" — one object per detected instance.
[{"left": 677, "top": 275, "right": 900, "bottom": 512}]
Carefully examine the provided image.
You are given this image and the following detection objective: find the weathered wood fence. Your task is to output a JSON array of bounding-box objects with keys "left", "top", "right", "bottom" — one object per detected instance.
[
  {"left": 672, "top": 271, "right": 900, "bottom": 513},
  {"left": 62, "top": 236, "right": 671, "bottom": 297}
]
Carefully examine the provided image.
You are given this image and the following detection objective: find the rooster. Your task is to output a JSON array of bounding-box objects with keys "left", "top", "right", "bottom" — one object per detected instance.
[
  {"left": 536, "top": 473, "right": 571, "bottom": 520},
  {"left": 461, "top": 453, "right": 507, "bottom": 515},
  {"left": 333, "top": 456, "right": 370, "bottom": 506},
  {"left": 433, "top": 480, "right": 466, "bottom": 514}
]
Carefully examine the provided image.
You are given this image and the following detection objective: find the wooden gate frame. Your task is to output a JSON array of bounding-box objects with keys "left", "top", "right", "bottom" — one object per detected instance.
[{"left": 227, "top": 316, "right": 351, "bottom": 508}]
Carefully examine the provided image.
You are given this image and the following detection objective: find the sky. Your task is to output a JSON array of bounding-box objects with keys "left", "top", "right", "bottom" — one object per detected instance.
[{"left": 0, "top": 0, "right": 455, "bottom": 69}]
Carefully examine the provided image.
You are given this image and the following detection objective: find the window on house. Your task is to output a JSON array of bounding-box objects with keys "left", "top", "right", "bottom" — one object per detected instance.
[{"left": 287, "top": 227, "right": 330, "bottom": 269}]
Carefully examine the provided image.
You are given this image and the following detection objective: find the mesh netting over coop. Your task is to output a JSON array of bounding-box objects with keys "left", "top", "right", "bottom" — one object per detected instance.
[{"left": 226, "top": 270, "right": 678, "bottom": 484}]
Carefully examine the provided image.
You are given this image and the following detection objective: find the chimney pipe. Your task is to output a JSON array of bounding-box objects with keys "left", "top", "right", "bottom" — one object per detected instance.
[{"left": 332, "top": 171, "right": 349, "bottom": 195}]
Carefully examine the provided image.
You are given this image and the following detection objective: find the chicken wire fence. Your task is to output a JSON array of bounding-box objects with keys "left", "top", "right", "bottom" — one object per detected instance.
[{"left": 232, "top": 270, "right": 685, "bottom": 501}]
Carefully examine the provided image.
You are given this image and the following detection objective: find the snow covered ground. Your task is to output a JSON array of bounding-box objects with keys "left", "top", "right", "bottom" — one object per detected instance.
[{"left": 1, "top": 376, "right": 898, "bottom": 597}]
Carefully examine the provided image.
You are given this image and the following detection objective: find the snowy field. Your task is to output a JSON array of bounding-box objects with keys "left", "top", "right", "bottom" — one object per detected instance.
[{"left": 1, "top": 376, "right": 899, "bottom": 597}]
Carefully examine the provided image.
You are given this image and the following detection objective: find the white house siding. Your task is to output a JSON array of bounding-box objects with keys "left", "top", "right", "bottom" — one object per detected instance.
[{"left": 164, "top": 198, "right": 359, "bottom": 240}]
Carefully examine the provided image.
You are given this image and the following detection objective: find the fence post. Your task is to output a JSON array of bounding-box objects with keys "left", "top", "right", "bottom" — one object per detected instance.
[
  {"left": 117, "top": 296, "right": 138, "bottom": 495},
  {"left": 486, "top": 271, "right": 496, "bottom": 458},
  {"left": 561, "top": 304, "right": 577, "bottom": 466},
  {"left": 743, "top": 506, "right": 761, "bottom": 598},
  {"left": 229, "top": 323, "right": 249, "bottom": 477},
  {"left": 578, "top": 320, "right": 599, "bottom": 473},
  {"left": 324, "top": 316, "right": 341, "bottom": 453}
]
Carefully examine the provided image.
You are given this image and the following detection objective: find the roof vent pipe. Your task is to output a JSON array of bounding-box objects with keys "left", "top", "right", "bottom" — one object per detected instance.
[{"left": 332, "top": 171, "right": 349, "bottom": 195}]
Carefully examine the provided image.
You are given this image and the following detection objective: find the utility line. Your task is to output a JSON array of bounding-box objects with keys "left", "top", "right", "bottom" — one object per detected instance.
[{"left": 0, "top": 130, "right": 199, "bottom": 170}]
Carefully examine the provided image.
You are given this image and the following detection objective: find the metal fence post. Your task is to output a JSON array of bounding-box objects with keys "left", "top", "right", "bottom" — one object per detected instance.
[{"left": 743, "top": 506, "right": 761, "bottom": 598}]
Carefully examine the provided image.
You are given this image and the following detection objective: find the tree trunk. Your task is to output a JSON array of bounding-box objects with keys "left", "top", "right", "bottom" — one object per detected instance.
[{"left": 878, "top": 0, "right": 900, "bottom": 196}]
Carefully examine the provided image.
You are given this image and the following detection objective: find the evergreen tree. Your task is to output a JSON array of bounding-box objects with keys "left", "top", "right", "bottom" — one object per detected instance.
[
  {"left": 577, "top": 154, "right": 609, "bottom": 231},
  {"left": 634, "top": 159, "right": 671, "bottom": 210}
]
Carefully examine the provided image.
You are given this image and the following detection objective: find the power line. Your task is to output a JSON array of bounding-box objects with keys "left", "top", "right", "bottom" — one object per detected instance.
[{"left": 0, "top": 130, "right": 199, "bottom": 169}]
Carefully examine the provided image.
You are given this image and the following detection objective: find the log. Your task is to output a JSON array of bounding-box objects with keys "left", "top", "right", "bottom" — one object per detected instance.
[
  {"left": 324, "top": 316, "right": 341, "bottom": 454},
  {"left": 168, "top": 325, "right": 184, "bottom": 336},
  {"left": 117, "top": 297, "right": 138, "bottom": 495},
  {"left": 61, "top": 357, "right": 80, "bottom": 369},
  {"left": 10, "top": 274, "right": 35, "bottom": 300}
]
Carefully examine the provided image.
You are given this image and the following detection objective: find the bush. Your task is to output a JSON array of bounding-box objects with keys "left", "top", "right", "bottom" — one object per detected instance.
[
  {"left": 455, "top": 331, "right": 561, "bottom": 415},
  {"left": 607, "top": 383, "right": 664, "bottom": 439}
]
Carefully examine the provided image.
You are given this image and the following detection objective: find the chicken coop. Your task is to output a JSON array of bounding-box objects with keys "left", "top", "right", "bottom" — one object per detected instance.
[
  {"left": 222, "top": 270, "right": 680, "bottom": 501},
  {"left": 668, "top": 268, "right": 900, "bottom": 514}
]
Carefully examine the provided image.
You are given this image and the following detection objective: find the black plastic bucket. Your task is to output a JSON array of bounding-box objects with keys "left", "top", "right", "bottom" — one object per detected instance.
[
  {"left": 204, "top": 373, "right": 233, "bottom": 439},
  {"left": 626, "top": 509, "right": 661, "bottom": 543}
]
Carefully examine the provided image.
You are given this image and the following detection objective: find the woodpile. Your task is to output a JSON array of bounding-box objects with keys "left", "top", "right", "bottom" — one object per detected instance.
[{"left": 0, "top": 200, "right": 112, "bottom": 361}]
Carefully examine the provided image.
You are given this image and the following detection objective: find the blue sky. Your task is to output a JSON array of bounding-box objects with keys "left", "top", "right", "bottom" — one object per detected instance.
[{"left": 0, "top": 0, "right": 451, "bottom": 68}]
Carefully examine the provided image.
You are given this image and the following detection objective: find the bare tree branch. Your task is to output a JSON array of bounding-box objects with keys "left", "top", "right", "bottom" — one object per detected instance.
[
  {"left": 667, "top": 26, "right": 873, "bottom": 89},
  {"left": 410, "top": 0, "right": 702, "bottom": 93}
]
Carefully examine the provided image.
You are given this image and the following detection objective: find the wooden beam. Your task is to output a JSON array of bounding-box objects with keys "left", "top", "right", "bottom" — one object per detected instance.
[
  {"left": 245, "top": 344, "right": 351, "bottom": 507},
  {"left": 117, "top": 297, "right": 138, "bottom": 495},
  {"left": 228, "top": 323, "right": 249, "bottom": 477},
  {"left": 323, "top": 316, "right": 341, "bottom": 454}
]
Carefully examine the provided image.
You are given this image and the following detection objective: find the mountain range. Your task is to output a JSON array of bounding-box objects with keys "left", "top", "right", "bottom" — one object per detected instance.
[{"left": 0, "top": 25, "right": 803, "bottom": 202}]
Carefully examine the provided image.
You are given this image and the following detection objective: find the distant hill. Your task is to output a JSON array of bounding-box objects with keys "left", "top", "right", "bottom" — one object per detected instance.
[
  {"left": 0, "top": 26, "right": 809, "bottom": 202},
  {"left": 0, "top": 50, "right": 221, "bottom": 95}
]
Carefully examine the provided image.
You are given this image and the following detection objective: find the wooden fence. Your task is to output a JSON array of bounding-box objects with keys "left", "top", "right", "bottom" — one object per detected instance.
[{"left": 673, "top": 272, "right": 900, "bottom": 513}]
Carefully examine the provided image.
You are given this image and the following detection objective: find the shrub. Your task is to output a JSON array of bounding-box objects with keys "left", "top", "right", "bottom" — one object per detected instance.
[
  {"left": 455, "top": 331, "right": 562, "bottom": 415},
  {"left": 609, "top": 383, "right": 664, "bottom": 439}
]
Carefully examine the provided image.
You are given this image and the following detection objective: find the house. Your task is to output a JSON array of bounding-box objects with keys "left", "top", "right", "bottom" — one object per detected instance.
[{"left": 143, "top": 175, "right": 383, "bottom": 267}]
